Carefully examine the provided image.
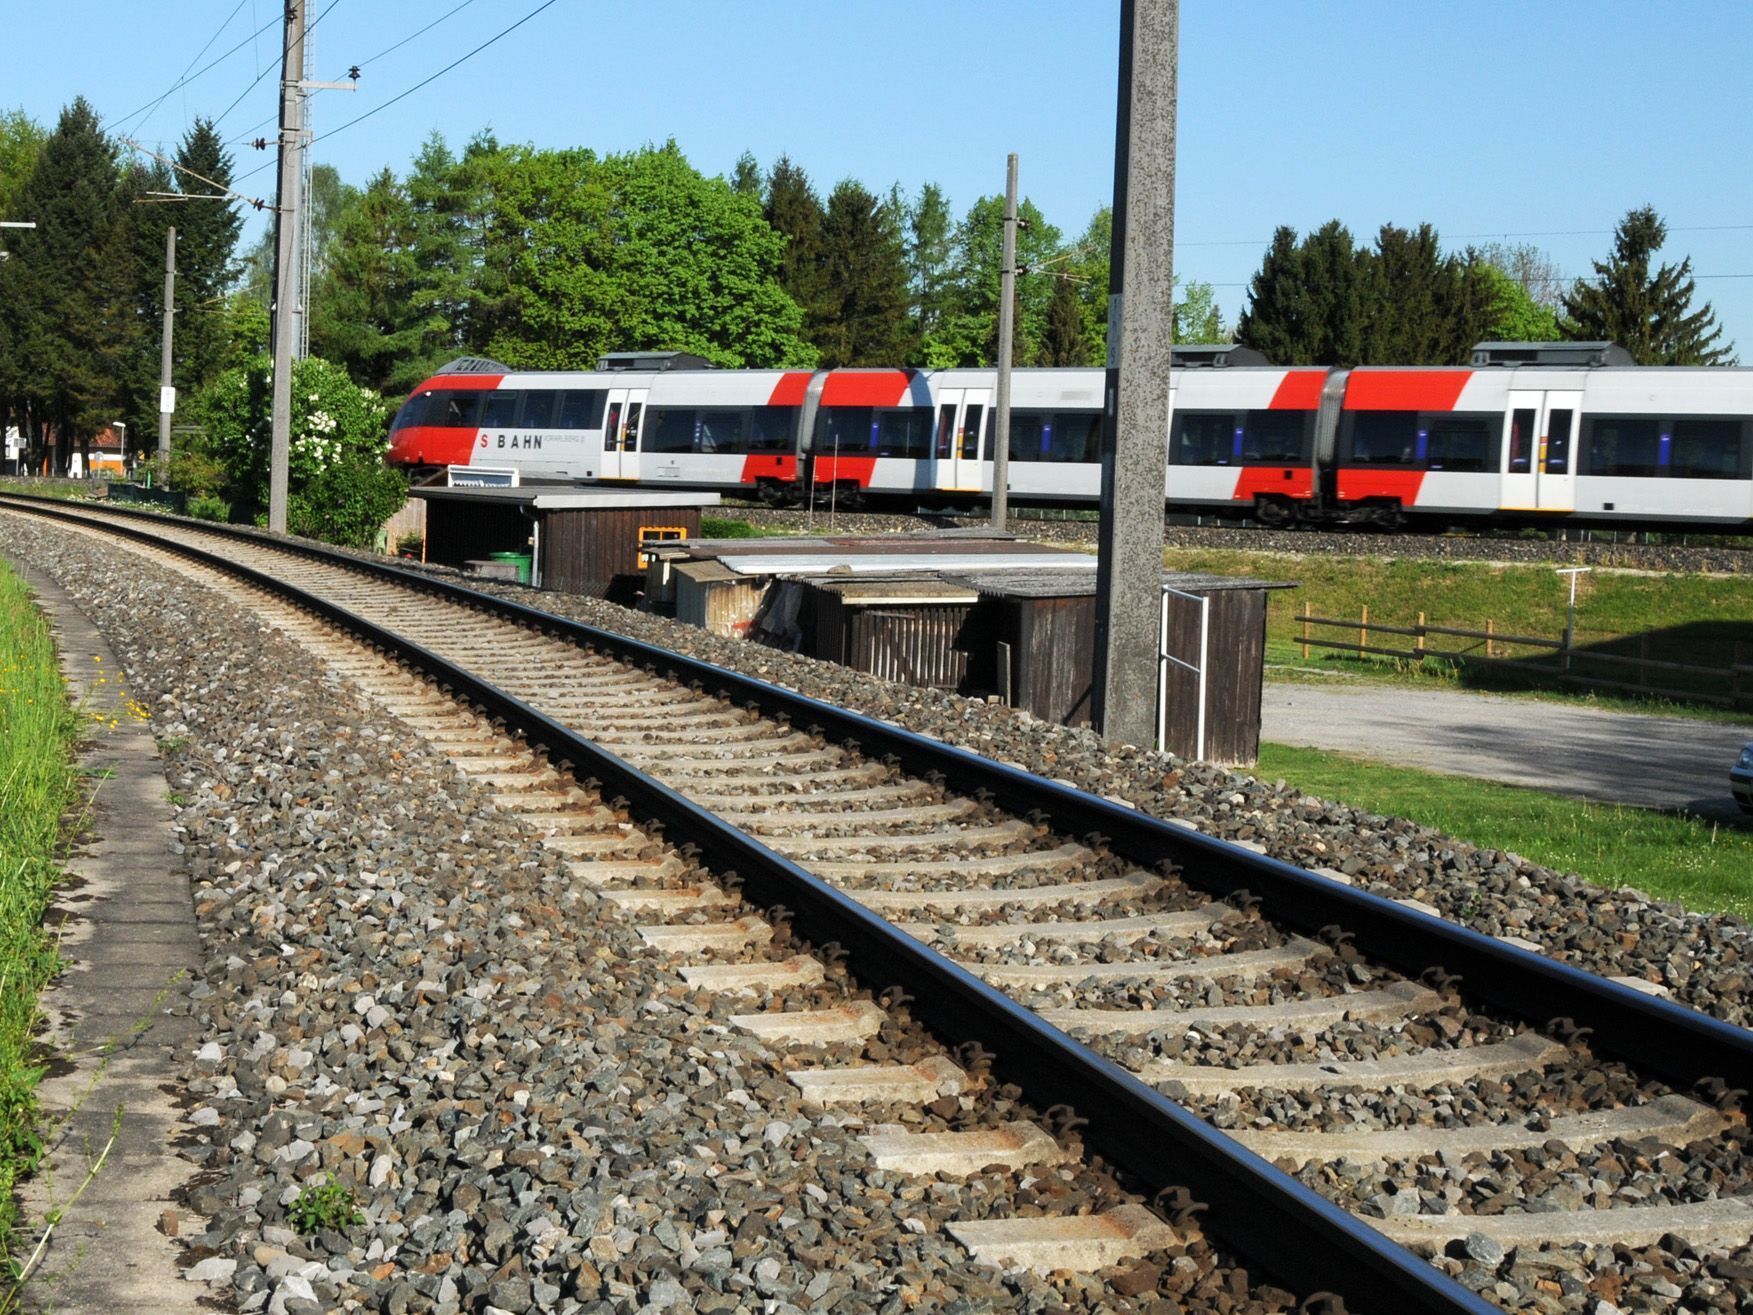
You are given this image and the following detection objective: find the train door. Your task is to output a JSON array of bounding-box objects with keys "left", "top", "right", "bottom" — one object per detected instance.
[
  {"left": 932, "top": 388, "right": 990, "bottom": 493},
  {"left": 600, "top": 388, "right": 647, "bottom": 481},
  {"left": 1504, "top": 390, "right": 1579, "bottom": 511}
]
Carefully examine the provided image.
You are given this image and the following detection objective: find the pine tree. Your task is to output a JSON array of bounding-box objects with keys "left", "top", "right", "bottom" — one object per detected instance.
[
  {"left": 811, "top": 181, "right": 916, "bottom": 366},
  {"left": 171, "top": 118, "right": 243, "bottom": 394},
  {"left": 1560, "top": 206, "right": 1734, "bottom": 364},
  {"left": 906, "top": 182, "right": 954, "bottom": 348},
  {"left": 1038, "top": 276, "right": 1087, "bottom": 365},
  {"left": 7, "top": 99, "right": 130, "bottom": 470},
  {"left": 1235, "top": 227, "right": 1311, "bottom": 364},
  {"left": 763, "top": 156, "right": 826, "bottom": 336}
]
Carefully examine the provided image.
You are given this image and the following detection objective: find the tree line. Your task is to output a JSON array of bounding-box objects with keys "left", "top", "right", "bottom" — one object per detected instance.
[{"left": 1, "top": 96, "right": 1737, "bottom": 487}]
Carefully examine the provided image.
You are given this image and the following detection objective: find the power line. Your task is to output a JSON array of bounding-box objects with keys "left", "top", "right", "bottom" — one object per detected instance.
[
  {"left": 232, "top": 0, "right": 562, "bottom": 185},
  {"left": 106, "top": 9, "right": 281, "bottom": 136},
  {"left": 213, "top": 0, "right": 347, "bottom": 132},
  {"left": 350, "top": 0, "right": 480, "bottom": 72},
  {"left": 128, "top": 0, "right": 252, "bottom": 137}
]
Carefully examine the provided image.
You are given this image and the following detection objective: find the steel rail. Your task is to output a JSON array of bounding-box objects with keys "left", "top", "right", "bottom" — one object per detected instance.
[
  {"left": 125, "top": 501, "right": 1753, "bottom": 1101},
  {"left": 0, "top": 494, "right": 1507, "bottom": 1312},
  {"left": 20, "top": 497, "right": 1753, "bottom": 1311}
]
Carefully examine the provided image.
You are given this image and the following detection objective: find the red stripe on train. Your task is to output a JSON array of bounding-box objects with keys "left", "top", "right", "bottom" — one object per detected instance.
[
  {"left": 407, "top": 374, "right": 505, "bottom": 394},
  {"left": 738, "top": 454, "right": 800, "bottom": 484},
  {"left": 767, "top": 372, "right": 813, "bottom": 406},
  {"left": 1335, "top": 470, "right": 1427, "bottom": 503},
  {"left": 812, "top": 455, "right": 878, "bottom": 486},
  {"left": 387, "top": 425, "right": 481, "bottom": 466},
  {"left": 1344, "top": 371, "right": 1471, "bottom": 412},
  {"left": 820, "top": 371, "right": 915, "bottom": 407},
  {"left": 1267, "top": 370, "right": 1327, "bottom": 410},
  {"left": 1232, "top": 467, "right": 1315, "bottom": 500}
]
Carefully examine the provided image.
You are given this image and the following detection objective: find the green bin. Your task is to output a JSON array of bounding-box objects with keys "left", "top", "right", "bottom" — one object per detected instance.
[{"left": 488, "top": 551, "right": 533, "bottom": 585}]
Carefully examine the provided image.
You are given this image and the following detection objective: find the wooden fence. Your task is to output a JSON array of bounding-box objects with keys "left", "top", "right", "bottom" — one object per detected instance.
[{"left": 1297, "top": 603, "right": 1753, "bottom": 710}]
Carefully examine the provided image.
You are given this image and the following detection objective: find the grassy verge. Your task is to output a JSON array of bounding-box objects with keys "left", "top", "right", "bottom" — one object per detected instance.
[
  {"left": 0, "top": 563, "right": 80, "bottom": 1281},
  {"left": 1255, "top": 742, "right": 1753, "bottom": 918},
  {"left": 1163, "top": 546, "right": 1753, "bottom": 714}
]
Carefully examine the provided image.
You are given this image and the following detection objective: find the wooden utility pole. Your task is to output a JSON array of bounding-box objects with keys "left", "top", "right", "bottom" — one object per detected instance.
[
  {"left": 991, "top": 152, "right": 1018, "bottom": 532},
  {"left": 157, "top": 226, "right": 176, "bottom": 464},
  {"left": 268, "top": 0, "right": 306, "bottom": 533},
  {"left": 1092, "top": 0, "right": 1178, "bottom": 746}
]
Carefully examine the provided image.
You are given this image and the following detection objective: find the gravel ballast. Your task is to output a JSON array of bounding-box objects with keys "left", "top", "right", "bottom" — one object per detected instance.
[{"left": 9, "top": 504, "right": 1753, "bottom": 1315}]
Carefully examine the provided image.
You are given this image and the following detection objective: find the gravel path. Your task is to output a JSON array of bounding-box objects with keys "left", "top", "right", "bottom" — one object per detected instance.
[{"left": 1262, "top": 682, "right": 1753, "bottom": 823}]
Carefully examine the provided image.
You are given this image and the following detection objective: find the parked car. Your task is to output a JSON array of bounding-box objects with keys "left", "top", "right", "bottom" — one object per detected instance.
[{"left": 1734, "top": 742, "right": 1753, "bottom": 815}]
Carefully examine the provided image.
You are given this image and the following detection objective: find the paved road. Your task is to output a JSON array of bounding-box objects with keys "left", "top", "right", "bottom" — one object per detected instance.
[{"left": 1261, "top": 682, "right": 1753, "bottom": 824}]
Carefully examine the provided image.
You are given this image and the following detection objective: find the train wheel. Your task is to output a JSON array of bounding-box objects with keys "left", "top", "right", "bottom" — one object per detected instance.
[{"left": 1253, "top": 496, "right": 1292, "bottom": 527}]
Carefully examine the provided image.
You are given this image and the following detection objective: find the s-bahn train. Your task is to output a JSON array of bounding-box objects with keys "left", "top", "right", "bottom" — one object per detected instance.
[{"left": 386, "top": 343, "right": 1753, "bottom": 530}]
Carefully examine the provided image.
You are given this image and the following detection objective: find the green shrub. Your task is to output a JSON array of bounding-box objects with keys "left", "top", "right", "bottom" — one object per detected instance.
[
  {"left": 186, "top": 495, "right": 229, "bottom": 522},
  {"left": 701, "top": 516, "right": 760, "bottom": 539},
  {"left": 192, "top": 355, "right": 405, "bottom": 548}
]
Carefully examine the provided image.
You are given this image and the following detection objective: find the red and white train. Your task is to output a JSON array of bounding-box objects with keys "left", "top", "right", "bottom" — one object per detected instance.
[{"left": 386, "top": 343, "right": 1753, "bottom": 530}]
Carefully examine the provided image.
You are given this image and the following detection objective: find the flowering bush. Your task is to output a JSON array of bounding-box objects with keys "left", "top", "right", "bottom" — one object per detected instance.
[{"left": 191, "top": 355, "right": 407, "bottom": 547}]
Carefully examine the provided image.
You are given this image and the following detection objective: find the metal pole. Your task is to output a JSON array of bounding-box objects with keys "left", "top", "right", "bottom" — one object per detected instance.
[
  {"left": 157, "top": 226, "right": 176, "bottom": 464},
  {"left": 1092, "top": 0, "right": 1178, "bottom": 745},
  {"left": 268, "top": 0, "right": 306, "bottom": 533},
  {"left": 991, "top": 152, "right": 1018, "bottom": 532}
]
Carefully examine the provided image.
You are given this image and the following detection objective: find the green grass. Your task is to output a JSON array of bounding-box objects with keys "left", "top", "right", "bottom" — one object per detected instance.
[
  {"left": 700, "top": 516, "right": 766, "bottom": 539},
  {"left": 0, "top": 563, "right": 80, "bottom": 1284},
  {"left": 1164, "top": 545, "right": 1753, "bottom": 713},
  {"left": 1255, "top": 742, "right": 1753, "bottom": 918}
]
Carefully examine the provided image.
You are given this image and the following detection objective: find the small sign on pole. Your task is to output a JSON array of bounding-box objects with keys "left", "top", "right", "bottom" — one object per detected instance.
[{"left": 159, "top": 386, "right": 177, "bottom": 415}]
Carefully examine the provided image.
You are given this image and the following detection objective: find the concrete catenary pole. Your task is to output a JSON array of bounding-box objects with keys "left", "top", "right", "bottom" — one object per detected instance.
[
  {"left": 268, "top": 0, "right": 307, "bottom": 533},
  {"left": 991, "top": 152, "right": 1019, "bottom": 532},
  {"left": 1092, "top": 0, "right": 1177, "bottom": 746},
  {"left": 157, "top": 226, "right": 176, "bottom": 463}
]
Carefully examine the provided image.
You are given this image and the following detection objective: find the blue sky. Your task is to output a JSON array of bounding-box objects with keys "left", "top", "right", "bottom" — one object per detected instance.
[{"left": 7, "top": 1, "right": 1753, "bottom": 354}]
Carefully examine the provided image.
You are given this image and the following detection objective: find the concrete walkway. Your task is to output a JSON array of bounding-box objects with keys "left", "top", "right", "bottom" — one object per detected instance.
[
  {"left": 9, "top": 560, "right": 204, "bottom": 1314},
  {"left": 1261, "top": 679, "right": 1753, "bottom": 824}
]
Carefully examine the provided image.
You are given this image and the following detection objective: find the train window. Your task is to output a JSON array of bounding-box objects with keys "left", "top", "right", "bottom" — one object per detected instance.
[
  {"left": 1425, "top": 414, "right": 1498, "bottom": 472},
  {"left": 644, "top": 408, "right": 698, "bottom": 453},
  {"left": 555, "top": 389, "right": 606, "bottom": 430},
  {"left": 519, "top": 390, "right": 561, "bottom": 429},
  {"left": 1240, "top": 410, "right": 1309, "bottom": 463},
  {"left": 481, "top": 391, "right": 521, "bottom": 428},
  {"left": 1671, "top": 418, "right": 1745, "bottom": 479},
  {"left": 876, "top": 409, "right": 933, "bottom": 458},
  {"left": 1008, "top": 411, "right": 1050, "bottom": 462},
  {"left": 1170, "top": 412, "right": 1233, "bottom": 465},
  {"left": 749, "top": 406, "right": 793, "bottom": 452},
  {"left": 935, "top": 407, "right": 957, "bottom": 459},
  {"left": 696, "top": 409, "right": 748, "bottom": 453},
  {"left": 817, "top": 406, "right": 872, "bottom": 455},
  {"left": 1345, "top": 411, "right": 1419, "bottom": 465},
  {"left": 1508, "top": 408, "right": 1535, "bottom": 473},
  {"left": 1052, "top": 411, "right": 1102, "bottom": 462},
  {"left": 961, "top": 405, "right": 985, "bottom": 459},
  {"left": 434, "top": 391, "right": 481, "bottom": 429},
  {"left": 1584, "top": 416, "right": 1660, "bottom": 477},
  {"left": 1546, "top": 409, "right": 1574, "bottom": 474}
]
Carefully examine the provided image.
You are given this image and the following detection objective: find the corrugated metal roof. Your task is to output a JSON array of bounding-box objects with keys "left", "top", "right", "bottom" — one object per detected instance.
[
  {"left": 411, "top": 486, "right": 721, "bottom": 509},
  {"left": 949, "top": 569, "right": 1297, "bottom": 598},
  {"left": 715, "top": 552, "right": 1090, "bottom": 577}
]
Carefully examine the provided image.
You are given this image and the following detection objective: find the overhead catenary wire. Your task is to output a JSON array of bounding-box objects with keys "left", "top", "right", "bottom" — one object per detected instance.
[
  {"left": 106, "top": 8, "right": 282, "bottom": 138},
  {"left": 231, "top": 0, "right": 563, "bottom": 185}
]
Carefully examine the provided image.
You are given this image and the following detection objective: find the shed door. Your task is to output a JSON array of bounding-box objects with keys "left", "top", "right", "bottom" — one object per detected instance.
[
  {"left": 600, "top": 388, "right": 647, "bottom": 481},
  {"left": 1504, "top": 389, "right": 1579, "bottom": 512},
  {"left": 932, "top": 388, "right": 990, "bottom": 492}
]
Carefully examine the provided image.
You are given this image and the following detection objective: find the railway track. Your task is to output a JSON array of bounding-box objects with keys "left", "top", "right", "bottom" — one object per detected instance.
[{"left": 8, "top": 492, "right": 1753, "bottom": 1314}]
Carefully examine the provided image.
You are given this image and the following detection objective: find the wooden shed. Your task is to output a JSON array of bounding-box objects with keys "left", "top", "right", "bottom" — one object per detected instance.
[
  {"left": 958, "top": 570, "right": 1295, "bottom": 765},
  {"left": 409, "top": 486, "right": 719, "bottom": 602}
]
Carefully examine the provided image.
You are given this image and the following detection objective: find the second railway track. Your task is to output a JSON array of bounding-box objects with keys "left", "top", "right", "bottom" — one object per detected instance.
[{"left": 7, "top": 492, "right": 1753, "bottom": 1314}]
